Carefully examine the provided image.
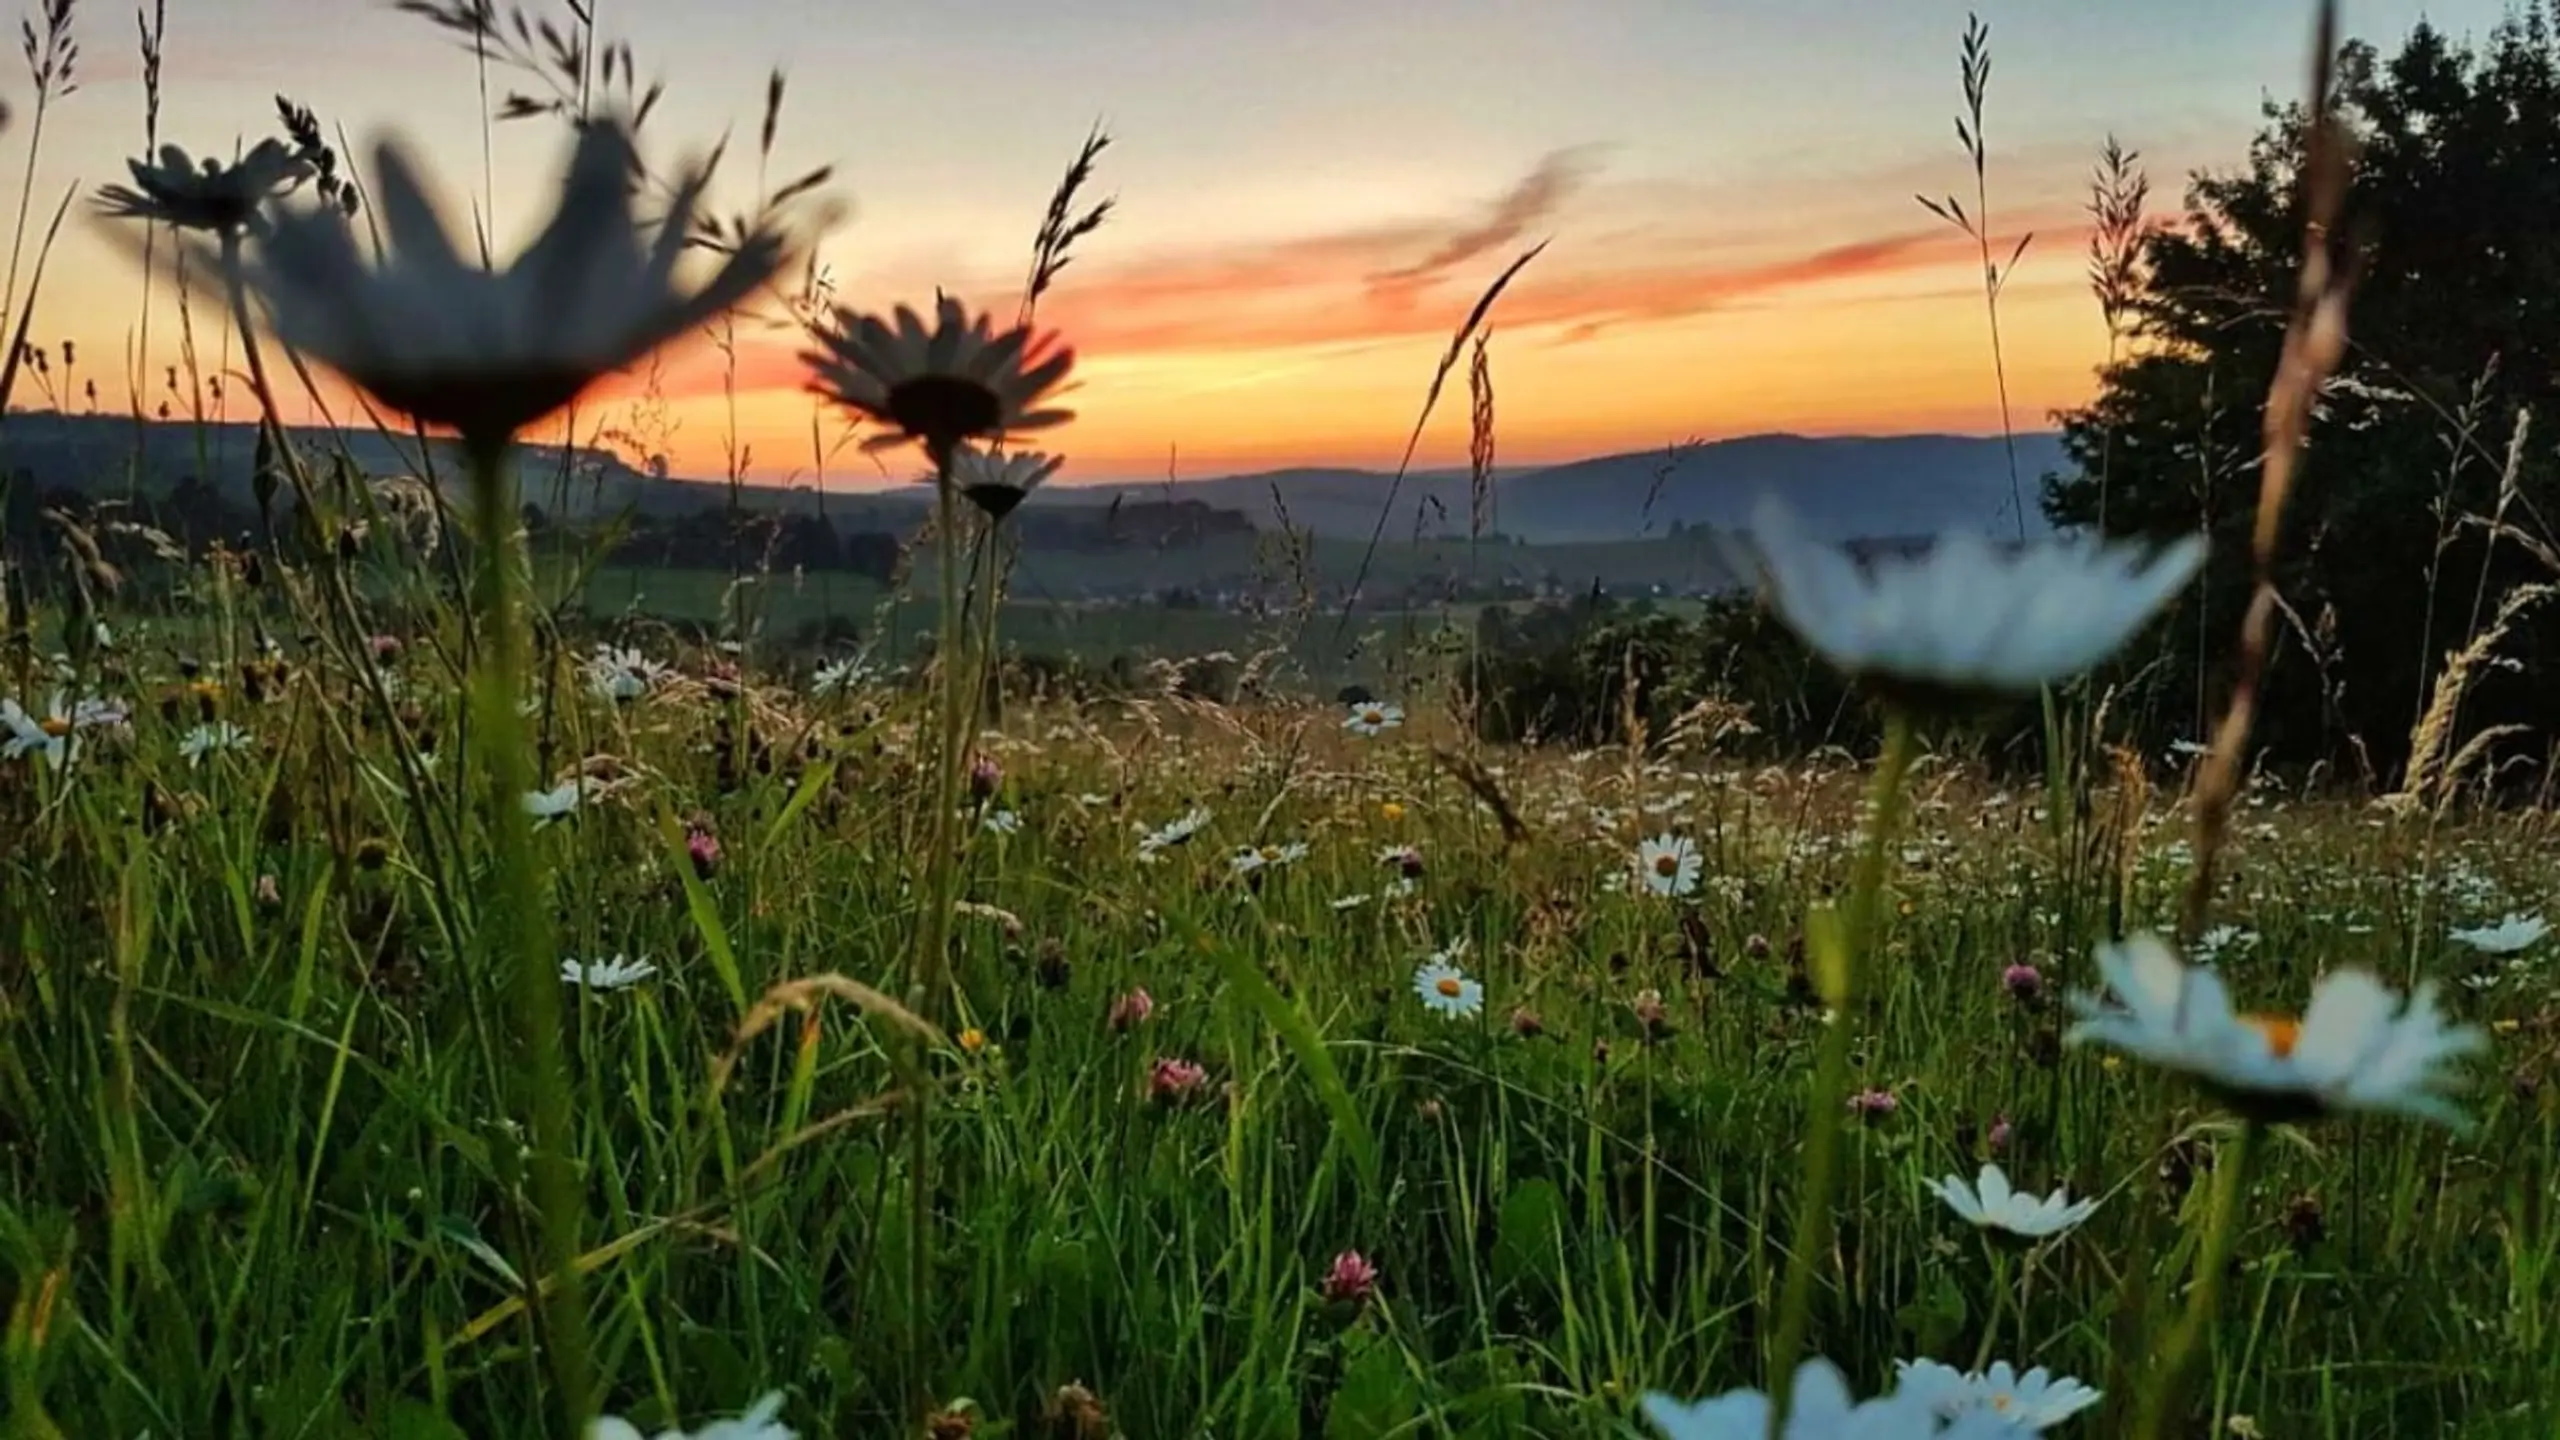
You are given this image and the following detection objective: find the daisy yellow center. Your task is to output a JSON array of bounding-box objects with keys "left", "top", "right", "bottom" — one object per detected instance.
[
  {"left": 1652, "top": 854, "right": 1680, "bottom": 877},
  {"left": 1435, "top": 977, "right": 1463, "bottom": 998},
  {"left": 1991, "top": 1395, "right": 2015, "bottom": 1413},
  {"left": 2243, "top": 1013, "right": 2301, "bottom": 1058},
  {"left": 1381, "top": 803, "right": 1404, "bottom": 821},
  {"left": 1361, "top": 708, "right": 1384, "bottom": 725},
  {"left": 38, "top": 717, "right": 70, "bottom": 738}
]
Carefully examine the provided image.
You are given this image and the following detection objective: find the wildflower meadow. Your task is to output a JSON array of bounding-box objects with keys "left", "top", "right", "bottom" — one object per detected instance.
[{"left": 2, "top": 1, "right": 2557, "bottom": 1437}]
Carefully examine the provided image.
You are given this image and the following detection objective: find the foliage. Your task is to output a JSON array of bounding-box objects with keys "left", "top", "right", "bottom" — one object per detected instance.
[{"left": 2046, "top": 5, "right": 2560, "bottom": 780}]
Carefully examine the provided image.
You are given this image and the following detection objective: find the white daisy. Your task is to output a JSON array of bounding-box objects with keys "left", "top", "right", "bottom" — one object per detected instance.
[
  {"left": 2067, "top": 932, "right": 2485, "bottom": 1126},
  {"left": 981, "top": 808, "right": 1022, "bottom": 835},
  {"left": 523, "top": 781, "right": 588, "bottom": 824},
  {"left": 2450, "top": 913, "right": 2547, "bottom": 955},
  {"left": 1640, "top": 1358, "right": 1948, "bottom": 1440},
  {"left": 561, "top": 955, "right": 657, "bottom": 991},
  {"left": 237, "top": 116, "right": 785, "bottom": 448},
  {"left": 1742, "top": 499, "right": 2205, "bottom": 700},
  {"left": 1923, "top": 1163, "right": 2099, "bottom": 1241},
  {"left": 946, "top": 443, "right": 1064, "bottom": 519},
  {"left": 810, "top": 656, "right": 872, "bottom": 698},
  {"left": 1137, "top": 806, "right": 1212, "bottom": 860},
  {"left": 589, "top": 1390, "right": 792, "bottom": 1440},
  {"left": 803, "top": 295, "right": 1075, "bottom": 459},
  {"left": 1343, "top": 701, "right": 1404, "bottom": 737},
  {"left": 585, "top": 644, "right": 666, "bottom": 703},
  {"left": 1412, "top": 959, "right": 1484, "bottom": 1019},
  {"left": 1330, "top": 893, "right": 1373, "bottom": 912},
  {"left": 178, "top": 722, "right": 253, "bottom": 766},
  {"left": 1637, "top": 833, "right": 1703, "bottom": 897},
  {"left": 1232, "top": 840, "right": 1310, "bottom": 874},
  {"left": 1893, "top": 1359, "right": 2101, "bottom": 1432},
  {"left": 2, "top": 693, "right": 125, "bottom": 769}
]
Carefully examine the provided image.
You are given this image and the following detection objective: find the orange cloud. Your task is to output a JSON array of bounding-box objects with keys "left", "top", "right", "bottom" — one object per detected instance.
[{"left": 619, "top": 202, "right": 2091, "bottom": 414}]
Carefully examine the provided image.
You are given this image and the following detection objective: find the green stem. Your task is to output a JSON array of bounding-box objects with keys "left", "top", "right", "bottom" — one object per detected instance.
[
  {"left": 466, "top": 435, "right": 591, "bottom": 1430},
  {"left": 901, "top": 446, "right": 973, "bottom": 1419},
  {"left": 1767, "top": 707, "right": 1916, "bottom": 1430},
  {"left": 2136, "top": 1121, "right": 2259, "bottom": 1440}
]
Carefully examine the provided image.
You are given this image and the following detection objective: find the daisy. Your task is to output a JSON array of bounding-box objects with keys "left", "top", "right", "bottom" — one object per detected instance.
[
  {"left": 523, "top": 781, "right": 589, "bottom": 824},
  {"left": 585, "top": 644, "right": 666, "bottom": 703},
  {"left": 1412, "top": 959, "right": 1484, "bottom": 1019},
  {"left": 1742, "top": 498, "right": 2205, "bottom": 702},
  {"left": 589, "top": 1390, "right": 792, "bottom": 1440},
  {"left": 561, "top": 955, "right": 657, "bottom": 991},
  {"left": 235, "top": 115, "right": 786, "bottom": 450},
  {"left": 2450, "top": 913, "right": 2547, "bottom": 955},
  {"left": 1640, "top": 1358, "right": 1947, "bottom": 1440},
  {"left": 178, "top": 722, "right": 253, "bottom": 766},
  {"left": 1137, "top": 806, "right": 1212, "bottom": 860},
  {"left": 2067, "top": 932, "right": 2485, "bottom": 1127},
  {"left": 1637, "top": 833, "right": 1703, "bottom": 897},
  {"left": 810, "top": 656, "right": 872, "bottom": 698},
  {"left": 1343, "top": 701, "right": 1404, "bottom": 737},
  {"left": 1330, "top": 893, "right": 1373, "bottom": 912},
  {"left": 981, "top": 808, "right": 1023, "bottom": 836},
  {"left": 2, "top": 693, "right": 125, "bottom": 768},
  {"left": 95, "top": 138, "right": 311, "bottom": 234},
  {"left": 802, "top": 295, "right": 1074, "bottom": 460},
  {"left": 946, "top": 443, "right": 1064, "bottom": 519},
  {"left": 1893, "top": 1359, "right": 2101, "bottom": 1431},
  {"left": 1922, "top": 1163, "right": 2099, "bottom": 1241}
]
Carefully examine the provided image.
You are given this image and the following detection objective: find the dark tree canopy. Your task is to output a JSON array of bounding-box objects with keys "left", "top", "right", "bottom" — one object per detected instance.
[{"left": 2046, "top": 3, "right": 2560, "bottom": 783}]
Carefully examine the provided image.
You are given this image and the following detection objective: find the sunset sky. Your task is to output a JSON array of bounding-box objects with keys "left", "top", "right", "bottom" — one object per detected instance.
[{"left": 6, "top": 0, "right": 2517, "bottom": 486}]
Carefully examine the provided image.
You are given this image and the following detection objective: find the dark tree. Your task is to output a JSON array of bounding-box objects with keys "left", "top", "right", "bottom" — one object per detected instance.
[{"left": 2046, "top": 6, "right": 2560, "bottom": 781}]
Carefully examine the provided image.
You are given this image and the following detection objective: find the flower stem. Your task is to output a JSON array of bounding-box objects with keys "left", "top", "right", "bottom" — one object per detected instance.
[
  {"left": 465, "top": 435, "right": 591, "bottom": 1430},
  {"left": 900, "top": 445, "right": 974, "bottom": 1417},
  {"left": 1767, "top": 707, "right": 1916, "bottom": 1432},
  {"left": 2135, "top": 1121, "right": 2258, "bottom": 1440}
]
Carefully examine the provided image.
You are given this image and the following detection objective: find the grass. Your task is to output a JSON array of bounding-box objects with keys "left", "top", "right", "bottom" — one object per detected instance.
[
  {"left": 3, "top": 643, "right": 2558, "bottom": 1436},
  {"left": 7, "top": 1, "right": 2557, "bottom": 1434}
]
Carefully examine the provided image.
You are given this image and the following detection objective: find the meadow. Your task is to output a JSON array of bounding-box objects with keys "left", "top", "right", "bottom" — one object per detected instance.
[{"left": 3, "top": 0, "right": 2556, "bottom": 1435}]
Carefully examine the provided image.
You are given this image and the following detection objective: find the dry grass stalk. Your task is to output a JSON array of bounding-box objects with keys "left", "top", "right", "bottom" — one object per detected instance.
[
  {"left": 2387, "top": 580, "right": 2556, "bottom": 813},
  {"left": 711, "top": 972, "right": 943, "bottom": 1096},
  {"left": 1431, "top": 744, "right": 1528, "bottom": 847},
  {"left": 2181, "top": 0, "right": 2355, "bottom": 943},
  {"left": 1332, "top": 241, "right": 1547, "bottom": 645}
]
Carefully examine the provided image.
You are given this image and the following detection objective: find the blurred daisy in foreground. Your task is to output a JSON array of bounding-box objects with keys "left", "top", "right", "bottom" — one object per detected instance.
[
  {"left": 2450, "top": 913, "right": 2547, "bottom": 955},
  {"left": 981, "top": 808, "right": 1023, "bottom": 836},
  {"left": 1893, "top": 1359, "right": 2100, "bottom": 1431},
  {"left": 1641, "top": 1358, "right": 1953, "bottom": 1439},
  {"left": 1637, "top": 833, "right": 1703, "bottom": 897},
  {"left": 1412, "top": 958, "right": 1483, "bottom": 1020},
  {"left": 2, "top": 693, "right": 125, "bottom": 768},
  {"left": 589, "top": 1390, "right": 791, "bottom": 1440},
  {"left": 178, "top": 722, "right": 253, "bottom": 766},
  {"left": 524, "top": 780, "right": 600, "bottom": 824},
  {"left": 561, "top": 955, "right": 657, "bottom": 991},
  {"left": 803, "top": 295, "right": 1074, "bottom": 461},
  {"left": 1741, "top": 499, "right": 2204, "bottom": 703},
  {"left": 1343, "top": 701, "right": 1404, "bottom": 737},
  {"left": 2067, "top": 932, "right": 2484, "bottom": 1127},
  {"left": 1922, "top": 1163, "right": 2098, "bottom": 1242},
  {"left": 237, "top": 115, "right": 787, "bottom": 451},
  {"left": 1137, "top": 806, "right": 1212, "bottom": 862}
]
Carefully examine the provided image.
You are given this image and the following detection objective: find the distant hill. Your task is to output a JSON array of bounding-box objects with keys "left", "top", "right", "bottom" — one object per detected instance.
[
  {"left": 2, "top": 410, "right": 2067, "bottom": 546},
  {"left": 1497, "top": 432, "right": 2065, "bottom": 543},
  {"left": 1067, "top": 434, "right": 2065, "bottom": 544}
]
